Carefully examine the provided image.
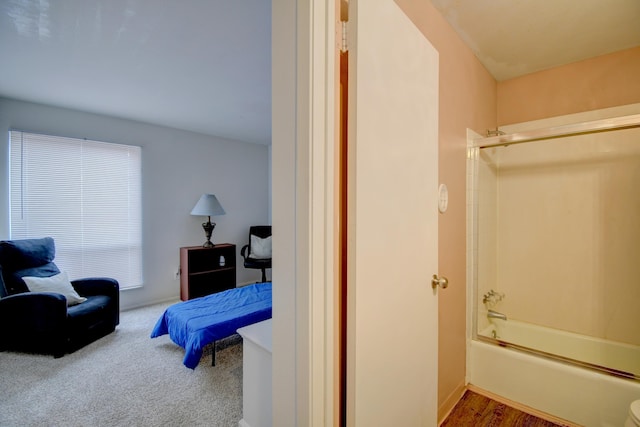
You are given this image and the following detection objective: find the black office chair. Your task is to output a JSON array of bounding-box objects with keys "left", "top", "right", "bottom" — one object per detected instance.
[{"left": 240, "top": 225, "right": 272, "bottom": 283}]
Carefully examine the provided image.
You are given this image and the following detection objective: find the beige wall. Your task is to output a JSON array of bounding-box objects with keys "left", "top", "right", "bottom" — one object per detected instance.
[
  {"left": 394, "top": 0, "right": 497, "bottom": 421},
  {"left": 497, "top": 47, "right": 640, "bottom": 126}
]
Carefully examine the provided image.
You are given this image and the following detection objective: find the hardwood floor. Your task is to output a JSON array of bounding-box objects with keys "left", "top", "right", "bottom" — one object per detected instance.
[{"left": 441, "top": 390, "right": 567, "bottom": 427}]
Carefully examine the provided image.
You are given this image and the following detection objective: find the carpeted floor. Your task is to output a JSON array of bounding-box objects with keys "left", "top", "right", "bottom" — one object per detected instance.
[
  {"left": 0, "top": 300, "right": 243, "bottom": 427},
  {"left": 441, "top": 390, "right": 566, "bottom": 427}
]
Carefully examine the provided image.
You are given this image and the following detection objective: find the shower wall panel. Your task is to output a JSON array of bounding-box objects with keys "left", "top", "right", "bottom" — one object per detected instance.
[
  {"left": 487, "top": 128, "right": 640, "bottom": 346},
  {"left": 476, "top": 148, "right": 499, "bottom": 333}
]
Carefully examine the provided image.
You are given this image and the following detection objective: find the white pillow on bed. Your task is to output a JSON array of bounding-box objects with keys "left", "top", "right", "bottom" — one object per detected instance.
[
  {"left": 22, "top": 271, "right": 87, "bottom": 306},
  {"left": 250, "top": 235, "right": 272, "bottom": 259}
]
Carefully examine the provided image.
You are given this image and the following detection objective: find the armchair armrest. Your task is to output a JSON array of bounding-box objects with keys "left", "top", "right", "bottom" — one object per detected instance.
[
  {"left": 0, "top": 292, "right": 68, "bottom": 355},
  {"left": 71, "top": 277, "right": 119, "bottom": 298},
  {"left": 0, "top": 292, "right": 68, "bottom": 330},
  {"left": 241, "top": 244, "right": 250, "bottom": 259},
  {"left": 71, "top": 278, "right": 120, "bottom": 327}
]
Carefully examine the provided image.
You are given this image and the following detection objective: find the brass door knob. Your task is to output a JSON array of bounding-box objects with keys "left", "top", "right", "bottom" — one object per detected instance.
[{"left": 432, "top": 275, "right": 449, "bottom": 289}]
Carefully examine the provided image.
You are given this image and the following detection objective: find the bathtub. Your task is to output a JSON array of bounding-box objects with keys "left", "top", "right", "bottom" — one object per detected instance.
[
  {"left": 469, "top": 319, "right": 640, "bottom": 426},
  {"left": 481, "top": 319, "right": 640, "bottom": 380}
]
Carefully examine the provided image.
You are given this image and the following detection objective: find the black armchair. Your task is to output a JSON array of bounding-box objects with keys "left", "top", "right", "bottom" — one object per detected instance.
[
  {"left": 240, "top": 225, "right": 272, "bottom": 283},
  {"left": 0, "top": 237, "right": 119, "bottom": 357}
]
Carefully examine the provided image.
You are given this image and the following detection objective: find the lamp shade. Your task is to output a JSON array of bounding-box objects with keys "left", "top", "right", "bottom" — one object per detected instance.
[{"left": 190, "top": 194, "right": 226, "bottom": 216}]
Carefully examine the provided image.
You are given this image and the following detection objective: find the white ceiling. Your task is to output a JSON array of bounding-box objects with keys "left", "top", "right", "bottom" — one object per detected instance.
[
  {"left": 429, "top": 0, "right": 640, "bottom": 81},
  {"left": 1, "top": 1, "right": 638, "bottom": 146},
  {"left": 0, "top": 0, "right": 271, "bottom": 145}
]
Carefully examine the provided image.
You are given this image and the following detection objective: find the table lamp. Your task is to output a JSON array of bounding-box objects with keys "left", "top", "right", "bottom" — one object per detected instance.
[{"left": 190, "top": 194, "right": 226, "bottom": 247}]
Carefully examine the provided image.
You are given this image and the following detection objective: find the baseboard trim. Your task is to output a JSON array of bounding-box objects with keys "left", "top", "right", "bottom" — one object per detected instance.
[
  {"left": 438, "top": 381, "right": 466, "bottom": 425},
  {"left": 120, "top": 296, "right": 180, "bottom": 312}
]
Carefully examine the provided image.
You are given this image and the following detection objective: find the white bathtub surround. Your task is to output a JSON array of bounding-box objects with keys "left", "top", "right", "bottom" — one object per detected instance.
[
  {"left": 466, "top": 104, "right": 640, "bottom": 427},
  {"left": 469, "top": 340, "right": 640, "bottom": 427},
  {"left": 480, "top": 319, "right": 640, "bottom": 380},
  {"left": 473, "top": 128, "right": 640, "bottom": 345},
  {"left": 237, "top": 319, "right": 272, "bottom": 427}
]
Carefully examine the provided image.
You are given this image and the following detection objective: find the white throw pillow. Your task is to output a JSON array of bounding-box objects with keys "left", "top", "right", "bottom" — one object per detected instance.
[
  {"left": 23, "top": 271, "right": 87, "bottom": 306},
  {"left": 250, "top": 235, "right": 272, "bottom": 259}
]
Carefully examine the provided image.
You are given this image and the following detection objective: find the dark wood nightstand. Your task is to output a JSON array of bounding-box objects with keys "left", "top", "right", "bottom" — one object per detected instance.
[{"left": 180, "top": 244, "right": 236, "bottom": 300}]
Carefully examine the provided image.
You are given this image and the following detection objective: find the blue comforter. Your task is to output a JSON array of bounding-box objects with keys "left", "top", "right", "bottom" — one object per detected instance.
[{"left": 150, "top": 282, "right": 272, "bottom": 369}]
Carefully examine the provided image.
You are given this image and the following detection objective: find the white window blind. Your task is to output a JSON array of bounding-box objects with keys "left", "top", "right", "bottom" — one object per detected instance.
[{"left": 9, "top": 131, "right": 142, "bottom": 289}]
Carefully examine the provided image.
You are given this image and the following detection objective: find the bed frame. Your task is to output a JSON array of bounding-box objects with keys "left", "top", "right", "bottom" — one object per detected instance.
[{"left": 150, "top": 282, "right": 272, "bottom": 369}]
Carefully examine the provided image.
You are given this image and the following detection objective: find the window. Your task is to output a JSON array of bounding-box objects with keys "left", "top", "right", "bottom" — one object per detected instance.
[{"left": 10, "top": 131, "right": 142, "bottom": 289}]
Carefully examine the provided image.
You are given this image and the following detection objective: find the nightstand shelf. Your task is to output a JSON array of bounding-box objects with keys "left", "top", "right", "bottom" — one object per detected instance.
[{"left": 180, "top": 244, "right": 236, "bottom": 300}]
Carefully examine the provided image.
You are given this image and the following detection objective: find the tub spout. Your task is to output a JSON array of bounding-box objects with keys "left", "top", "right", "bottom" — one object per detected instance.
[{"left": 488, "top": 309, "right": 507, "bottom": 321}]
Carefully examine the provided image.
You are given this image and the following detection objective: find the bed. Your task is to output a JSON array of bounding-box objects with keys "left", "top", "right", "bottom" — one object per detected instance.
[{"left": 150, "top": 282, "right": 272, "bottom": 369}]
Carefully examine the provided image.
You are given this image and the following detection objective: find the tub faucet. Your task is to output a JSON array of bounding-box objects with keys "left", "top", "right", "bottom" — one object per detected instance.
[
  {"left": 483, "top": 289, "right": 505, "bottom": 306},
  {"left": 487, "top": 309, "right": 507, "bottom": 321}
]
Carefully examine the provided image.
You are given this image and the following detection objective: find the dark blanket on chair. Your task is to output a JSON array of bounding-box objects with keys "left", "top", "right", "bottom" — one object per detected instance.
[{"left": 150, "top": 282, "right": 272, "bottom": 369}]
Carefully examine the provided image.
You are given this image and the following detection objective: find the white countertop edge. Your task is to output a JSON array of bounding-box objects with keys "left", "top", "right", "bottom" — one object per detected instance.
[{"left": 237, "top": 318, "right": 272, "bottom": 353}]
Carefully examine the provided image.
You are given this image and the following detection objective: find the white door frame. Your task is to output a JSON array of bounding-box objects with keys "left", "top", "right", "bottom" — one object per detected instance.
[{"left": 272, "top": 1, "right": 338, "bottom": 426}]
